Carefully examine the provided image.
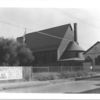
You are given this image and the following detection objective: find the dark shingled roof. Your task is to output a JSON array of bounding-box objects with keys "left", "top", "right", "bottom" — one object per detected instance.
[{"left": 17, "top": 24, "right": 74, "bottom": 52}]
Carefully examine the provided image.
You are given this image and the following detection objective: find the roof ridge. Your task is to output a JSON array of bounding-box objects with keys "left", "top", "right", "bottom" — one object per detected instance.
[{"left": 26, "top": 23, "right": 71, "bottom": 35}]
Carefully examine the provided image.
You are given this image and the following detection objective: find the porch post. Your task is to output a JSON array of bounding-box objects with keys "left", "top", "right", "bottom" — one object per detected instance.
[{"left": 92, "top": 58, "right": 95, "bottom": 72}]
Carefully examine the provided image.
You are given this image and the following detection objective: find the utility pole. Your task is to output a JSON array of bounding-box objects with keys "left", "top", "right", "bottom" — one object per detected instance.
[{"left": 23, "top": 28, "right": 26, "bottom": 44}]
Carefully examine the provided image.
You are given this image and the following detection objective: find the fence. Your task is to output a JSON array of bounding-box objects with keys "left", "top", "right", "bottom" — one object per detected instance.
[{"left": 32, "top": 66, "right": 83, "bottom": 73}]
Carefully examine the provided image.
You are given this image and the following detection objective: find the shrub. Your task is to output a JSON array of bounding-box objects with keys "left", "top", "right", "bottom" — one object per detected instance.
[
  {"left": 32, "top": 72, "right": 60, "bottom": 81},
  {"left": 32, "top": 71, "right": 94, "bottom": 81}
]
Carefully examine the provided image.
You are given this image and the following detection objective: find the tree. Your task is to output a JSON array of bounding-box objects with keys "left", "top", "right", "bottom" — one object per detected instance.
[
  {"left": 17, "top": 43, "right": 34, "bottom": 66},
  {"left": 0, "top": 38, "right": 34, "bottom": 66}
]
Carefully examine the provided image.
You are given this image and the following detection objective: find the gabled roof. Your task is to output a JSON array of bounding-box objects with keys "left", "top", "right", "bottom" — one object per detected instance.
[
  {"left": 17, "top": 24, "right": 73, "bottom": 52},
  {"left": 84, "top": 41, "right": 100, "bottom": 54}
]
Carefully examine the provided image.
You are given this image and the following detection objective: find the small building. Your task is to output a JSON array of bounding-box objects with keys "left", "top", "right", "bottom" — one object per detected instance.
[
  {"left": 84, "top": 41, "right": 100, "bottom": 71},
  {"left": 17, "top": 23, "right": 84, "bottom": 72}
]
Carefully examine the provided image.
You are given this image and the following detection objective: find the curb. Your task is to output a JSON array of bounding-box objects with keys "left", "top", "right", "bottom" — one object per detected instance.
[{"left": 75, "top": 75, "right": 100, "bottom": 81}]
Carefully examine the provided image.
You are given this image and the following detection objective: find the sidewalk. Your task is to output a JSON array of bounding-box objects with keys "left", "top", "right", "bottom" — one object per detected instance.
[
  {"left": 0, "top": 78, "right": 73, "bottom": 91},
  {"left": 0, "top": 76, "right": 100, "bottom": 93},
  {"left": 0, "top": 80, "right": 50, "bottom": 91},
  {"left": 1, "top": 79, "right": 100, "bottom": 93}
]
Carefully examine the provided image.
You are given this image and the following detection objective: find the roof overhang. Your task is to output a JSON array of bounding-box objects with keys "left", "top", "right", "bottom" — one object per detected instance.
[
  {"left": 58, "top": 57, "right": 85, "bottom": 62},
  {"left": 67, "top": 41, "right": 84, "bottom": 52},
  {"left": 57, "top": 41, "right": 85, "bottom": 60}
]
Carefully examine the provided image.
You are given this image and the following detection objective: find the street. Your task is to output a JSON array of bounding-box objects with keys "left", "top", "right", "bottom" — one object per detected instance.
[{"left": 1, "top": 79, "right": 100, "bottom": 93}]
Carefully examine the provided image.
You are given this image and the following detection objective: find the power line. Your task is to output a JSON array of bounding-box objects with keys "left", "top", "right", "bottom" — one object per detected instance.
[
  {"left": 23, "top": 28, "right": 27, "bottom": 43},
  {"left": 1, "top": 10, "right": 100, "bottom": 31},
  {"left": 0, "top": 19, "right": 75, "bottom": 42},
  {"left": 0, "top": 15, "right": 25, "bottom": 29},
  {"left": 57, "top": 9, "right": 100, "bottom": 30},
  {"left": 0, "top": 19, "right": 69, "bottom": 41},
  {"left": 0, "top": 20, "right": 25, "bottom": 29},
  {"left": 0, "top": 18, "right": 80, "bottom": 42}
]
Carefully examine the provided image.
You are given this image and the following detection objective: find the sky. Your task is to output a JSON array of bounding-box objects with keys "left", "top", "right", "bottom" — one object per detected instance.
[{"left": 0, "top": 8, "right": 100, "bottom": 50}]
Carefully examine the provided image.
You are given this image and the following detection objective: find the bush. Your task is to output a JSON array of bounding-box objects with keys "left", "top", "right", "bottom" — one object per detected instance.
[
  {"left": 32, "top": 72, "right": 60, "bottom": 81},
  {"left": 32, "top": 71, "right": 94, "bottom": 81},
  {"left": 58, "top": 71, "right": 75, "bottom": 78},
  {"left": 75, "top": 71, "right": 91, "bottom": 77}
]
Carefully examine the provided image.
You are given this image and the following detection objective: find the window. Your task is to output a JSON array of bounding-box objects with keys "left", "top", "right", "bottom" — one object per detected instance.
[{"left": 95, "top": 55, "right": 100, "bottom": 65}]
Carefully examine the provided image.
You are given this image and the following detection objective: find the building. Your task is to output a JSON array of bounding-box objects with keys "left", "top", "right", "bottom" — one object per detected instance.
[
  {"left": 84, "top": 41, "right": 100, "bottom": 71},
  {"left": 17, "top": 23, "right": 84, "bottom": 71}
]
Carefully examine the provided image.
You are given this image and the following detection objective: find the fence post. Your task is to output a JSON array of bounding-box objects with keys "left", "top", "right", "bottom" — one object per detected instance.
[
  {"left": 48, "top": 66, "right": 49, "bottom": 72},
  {"left": 30, "top": 67, "right": 32, "bottom": 80},
  {"left": 61, "top": 66, "right": 62, "bottom": 72},
  {"left": 71, "top": 66, "right": 72, "bottom": 72}
]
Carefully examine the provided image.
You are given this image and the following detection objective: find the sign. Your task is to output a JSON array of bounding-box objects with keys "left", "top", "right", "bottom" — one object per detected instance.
[{"left": 0, "top": 67, "right": 23, "bottom": 80}]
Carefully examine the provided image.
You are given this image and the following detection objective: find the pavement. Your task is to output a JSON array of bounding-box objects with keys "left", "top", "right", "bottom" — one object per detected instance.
[
  {"left": 0, "top": 80, "right": 50, "bottom": 91},
  {"left": 1, "top": 79, "right": 100, "bottom": 93},
  {"left": 0, "top": 78, "right": 73, "bottom": 91},
  {"left": 1, "top": 73, "right": 100, "bottom": 93}
]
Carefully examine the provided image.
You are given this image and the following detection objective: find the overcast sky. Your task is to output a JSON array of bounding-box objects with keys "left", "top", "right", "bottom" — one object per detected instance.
[{"left": 0, "top": 8, "right": 100, "bottom": 50}]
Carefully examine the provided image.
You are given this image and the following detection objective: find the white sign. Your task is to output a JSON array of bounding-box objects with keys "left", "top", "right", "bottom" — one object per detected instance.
[{"left": 0, "top": 67, "right": 23, "bottom": 80}]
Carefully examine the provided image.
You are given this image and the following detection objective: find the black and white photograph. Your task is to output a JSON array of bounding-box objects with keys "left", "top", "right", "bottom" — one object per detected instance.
[{"left": 0, "top": 0, "right": 100, "bottom": 99}]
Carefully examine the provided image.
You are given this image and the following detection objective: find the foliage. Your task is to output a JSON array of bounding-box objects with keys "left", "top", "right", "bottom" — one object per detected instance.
[
  {"left": 32, "top": 71, "right": 93, "bottom": 81},
  {"left": 0, "top": 38, "right": 34, "bottom": 66},
  {"left": 32, "top": 72, "right": 59, "bottom": 81}
]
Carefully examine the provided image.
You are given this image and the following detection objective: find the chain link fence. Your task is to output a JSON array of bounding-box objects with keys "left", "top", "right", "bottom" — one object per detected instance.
[
  {"left": 23, "top": 66, "right": 83, "bottom": 81},
  {"left": 32, "top": 66, "right": 83, "bottom": 73}
]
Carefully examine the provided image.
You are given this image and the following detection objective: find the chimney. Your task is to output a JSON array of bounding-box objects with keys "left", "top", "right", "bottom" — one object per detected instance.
[{"left": 74, "top": 23, "right": 78, "bottom": 43}]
